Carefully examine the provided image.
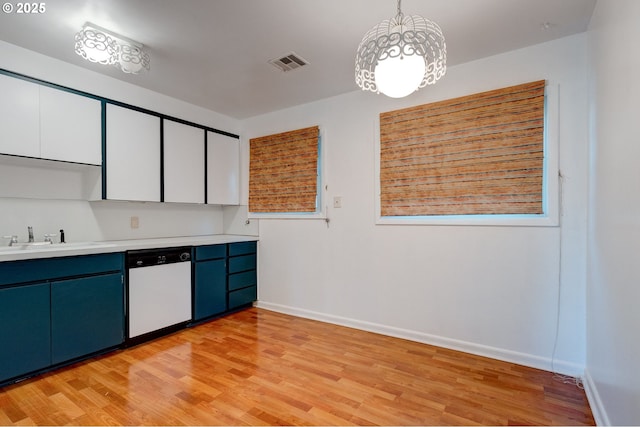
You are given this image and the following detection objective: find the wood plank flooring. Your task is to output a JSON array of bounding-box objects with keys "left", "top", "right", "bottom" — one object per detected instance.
[{"left": 0, "top": 308, "right": 594, "bottom": 425}]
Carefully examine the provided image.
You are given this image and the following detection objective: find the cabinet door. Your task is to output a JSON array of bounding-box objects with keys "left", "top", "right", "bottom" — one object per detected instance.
[
  {"left": 40, "top": 86, "right": 102, "bottom": 165},
  {"left": 51, "top": 273, "right": 124, "bottom": 364},
  {"left": 207, "top": 131, "right": 239, "bottom": 205},
  {"left": 0, "top": 73, "right": 40, "bottom": 158},
  {"left": 164, "top": 120, "right": 205, "bottom": 203},
  {"left": 106, "top": 104, "right": 161, "bottom": 201},
  {"left": 194, "top": 259, "right": 227, "bottom": 320},
  {"left": 0, "top": 283, "right": 51, "bottom": 382}
]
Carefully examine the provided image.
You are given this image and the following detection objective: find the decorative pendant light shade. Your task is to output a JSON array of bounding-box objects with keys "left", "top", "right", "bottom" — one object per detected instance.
[
  {"left": 74, "top": 22, "right": 150, "bottom": 74},
  {"left": 74, "top": 25, "right": 118, "bottom": 65},
  {"left": 355, "top": 0, "right": 446, "bottom": 98},
  {"left": 118, "top": 44, "right": 150, "bottom": 74}
]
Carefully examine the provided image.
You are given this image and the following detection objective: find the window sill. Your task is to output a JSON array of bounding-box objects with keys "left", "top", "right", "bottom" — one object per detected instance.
[
  {"left": 376, "top": 214, "right": 559, "bottom": 227},
  {"left": 249, "top": 212, "right": 327, "bottom": 220}
]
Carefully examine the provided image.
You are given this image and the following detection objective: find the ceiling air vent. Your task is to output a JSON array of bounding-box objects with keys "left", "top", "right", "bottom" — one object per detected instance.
[{"left": 269, "top": 52, "right": 309, "bottom": 72}]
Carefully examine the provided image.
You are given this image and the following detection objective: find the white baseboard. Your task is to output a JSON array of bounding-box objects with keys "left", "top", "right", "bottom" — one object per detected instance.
[
  {"left": 583, "top": 369, "right": 610, "bottom": 426},
  {"left": 255, "top": 301, "right": 585, "bottom": 377}
]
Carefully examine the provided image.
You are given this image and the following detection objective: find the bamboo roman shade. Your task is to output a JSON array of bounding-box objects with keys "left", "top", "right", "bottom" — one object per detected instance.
[
  {"left": 249, "top": 126, "right": 319, "bottom": 213},
  {"left": 380, "top": 80, "right": 546, "bottom": 216}
]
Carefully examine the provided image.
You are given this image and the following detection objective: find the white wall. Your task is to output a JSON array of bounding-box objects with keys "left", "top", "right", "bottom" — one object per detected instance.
[
  {"left": 245, "top": 34, "right": 589, "bottom": 375},
  {"left": 585, "top": 1, "right": 640, "bottom": 425},
  {"left": 0, "top": 40, "right": 251, "bottom": 242}
]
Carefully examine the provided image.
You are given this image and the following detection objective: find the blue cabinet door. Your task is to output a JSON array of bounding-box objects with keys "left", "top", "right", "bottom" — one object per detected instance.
[
  {"left": 194, "top": 259, "right": 227, "bottom": 321},
  {"left": 51, "top": 273, "right": 124, "bottom": 364},
  {"left": 0, "top": 283, "right": 51, "bottom": 382}
]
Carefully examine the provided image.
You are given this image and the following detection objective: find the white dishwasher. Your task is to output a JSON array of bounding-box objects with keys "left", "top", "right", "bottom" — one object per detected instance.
[{"left": 126, "top": 247, "right": 192, "bottom": 343}]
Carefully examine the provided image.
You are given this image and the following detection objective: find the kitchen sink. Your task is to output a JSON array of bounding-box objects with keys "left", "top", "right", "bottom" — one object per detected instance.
[{"left": 0, "top": 241, "right": 116, "bottom": 255}]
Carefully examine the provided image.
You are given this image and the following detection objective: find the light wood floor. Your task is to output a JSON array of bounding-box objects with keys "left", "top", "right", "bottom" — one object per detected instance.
[{"left": 0, "top": 308, "right": 594, "bottom": 425}]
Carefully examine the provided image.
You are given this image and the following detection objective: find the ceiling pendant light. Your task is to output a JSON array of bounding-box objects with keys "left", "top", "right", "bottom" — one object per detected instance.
[
  {"left": 355, "top": 0, "right": 446, "bottom": 98},
  {"left": 74, "top": 23, "right": 118, "bottom": 65},
  {"left": 118, "top": 43, "right": 150, "bottom": 74},
  {"left": 74, "top": 22, "right": 150, "bottom": 74}
]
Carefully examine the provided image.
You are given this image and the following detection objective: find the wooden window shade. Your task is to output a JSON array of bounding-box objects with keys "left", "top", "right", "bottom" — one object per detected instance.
[
  {"left": 249, "top": 126, "right": 319, "bottom": 213},
  {"left": 379, "top": 80, "right": 546, "bottom": 217}
]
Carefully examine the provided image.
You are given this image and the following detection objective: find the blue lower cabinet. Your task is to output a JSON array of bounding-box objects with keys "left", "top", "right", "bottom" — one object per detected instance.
[
  {"left": 0, "top": 253, "right": 125, "bottom": 385},
  {"left": 194, "top": 241, "right": 258, "bottom": 317},
  {"left": 0, "top": 282, "right": 51, "bottom": 382},
  {"left": 51, "top": 273, "right": 124, "bottom": 364},
  {"left": 194, "top": 259, "right": 227, "bottom": 320},
  {"left": 0, "top": 243, "right": 258, "bottom": 384},
  {"left": 228, "top": 241, "right": 257, "bottom": 309}
]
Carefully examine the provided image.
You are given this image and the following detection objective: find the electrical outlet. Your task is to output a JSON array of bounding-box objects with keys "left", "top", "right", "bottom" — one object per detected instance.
[
  {"left": 130, "top": 216, "right": 139, "bottom": 229},
  {"left": 333, "top": 196, "right": 342, "bottom": 208}
]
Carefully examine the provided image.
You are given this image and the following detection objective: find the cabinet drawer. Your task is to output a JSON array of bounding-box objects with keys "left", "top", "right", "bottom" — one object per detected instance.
[
  {"left": 229, "top": 254, "right": 256, "bottom": 274},
  {"left": 228, "top": 270, "right": 256, "bottom": 291},
  {"left": 195, "top": 244, "right": 226, "bottom": 261},
  {"left": 0, "top": 253, "right": 124, "bottom": 287},
  {"left": 228, "top": 286, "right": 256, "bottom": 309},
  {"left": 228, "top": 241, "right": 256, "bottom": 256}
]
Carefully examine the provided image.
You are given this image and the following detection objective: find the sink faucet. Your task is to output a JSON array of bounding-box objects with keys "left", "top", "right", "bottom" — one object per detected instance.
[{"left": 28, "top": 226, "right": 34, "bottom": 243}]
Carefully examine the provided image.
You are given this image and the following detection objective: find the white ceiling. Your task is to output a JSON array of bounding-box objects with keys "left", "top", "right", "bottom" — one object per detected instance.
[{"left": 0, "top": 0, "right": 596, "bottom": 119}]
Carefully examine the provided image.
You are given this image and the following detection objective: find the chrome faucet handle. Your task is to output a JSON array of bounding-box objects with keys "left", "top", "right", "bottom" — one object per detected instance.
[
  {"left": 3, "top": 235, "right": 18, "bottom": 246},
  {"left": 44, "top": 233, "right": 57, "bottom": 244},
  {"left": 27, "top": 226, "right": 34, "bottom": 243}
]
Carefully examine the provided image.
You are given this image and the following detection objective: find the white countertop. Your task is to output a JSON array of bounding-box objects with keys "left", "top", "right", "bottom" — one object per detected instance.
[{"left": 0, "top": 234, "right": 258, "bottom": 262}]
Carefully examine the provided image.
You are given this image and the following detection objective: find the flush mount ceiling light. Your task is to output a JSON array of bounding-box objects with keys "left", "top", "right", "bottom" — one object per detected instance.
[
  {"left": 74, "top": 22, "right": 150, "bottom": 74},
  {"left": 355, "top": 0, "right": 446, "bottom": 98}
]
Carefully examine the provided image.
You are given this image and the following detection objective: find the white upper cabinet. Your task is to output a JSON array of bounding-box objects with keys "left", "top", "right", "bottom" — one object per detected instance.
[
  {"left": 163, "top": 120, "right": 205, "bottom": 204},
  {"left": 0, "top": 74, "right": 102, "bottom": 165},
  {"left": 0, "top": 71, "right": 240, "bottom": 205},
  {"left": 0, "top": 73, "right": 40, "bottom": 158},
  {"left": 106, "top": 104, "right": 161, "bottom": 202},
  {"left": 39, "top": 86, "right": 102, "bottom": 165},
  {"left": 207, "top": 131, "right": 239, "bottom": 205}
]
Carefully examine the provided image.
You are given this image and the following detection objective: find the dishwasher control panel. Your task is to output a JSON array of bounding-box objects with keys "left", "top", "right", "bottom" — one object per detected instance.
[{"left": 127, "top": 247, "right": 192, "bottom": 268}]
